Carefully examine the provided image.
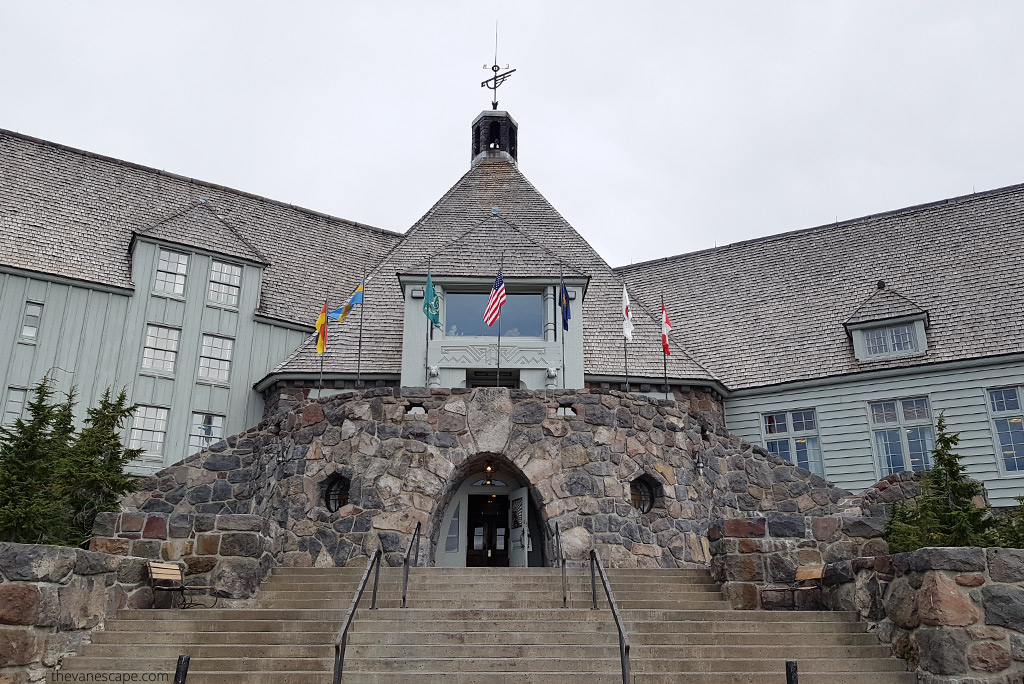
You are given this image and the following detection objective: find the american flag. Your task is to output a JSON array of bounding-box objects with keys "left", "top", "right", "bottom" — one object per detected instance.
[{"left": 483, "top": 269, "right": 507, "bottom": 326}]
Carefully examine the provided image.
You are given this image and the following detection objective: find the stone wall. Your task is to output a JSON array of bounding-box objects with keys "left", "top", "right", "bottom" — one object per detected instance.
[
  {"left": 820, "top": 547, "right": 1024, "bottom": 683},
  {"left": 0, "top": 543, "right": 152, "bottom": 683},
  {"left": 88, "top": 512, "right": 283, "bottom": 600},
  {"left": 707, "top": 513, "right": 887, "bottom": 609},
  {"left": 115, "top": 387, "right": 860, "bottom": 571}
]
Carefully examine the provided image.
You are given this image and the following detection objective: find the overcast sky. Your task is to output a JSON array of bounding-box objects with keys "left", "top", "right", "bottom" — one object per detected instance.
[{"left": 2, "top": 2, "right": 1022, "bottom": 266}]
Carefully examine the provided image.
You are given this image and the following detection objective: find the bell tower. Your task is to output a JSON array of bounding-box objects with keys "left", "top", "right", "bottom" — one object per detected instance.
[{"left": 471, "top": 110, "right": 518, "bottom": 167}]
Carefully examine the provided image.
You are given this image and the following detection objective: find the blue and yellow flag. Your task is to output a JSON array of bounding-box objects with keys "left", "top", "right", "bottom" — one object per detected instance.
[
  {"left": 559, "top": 281, "right": 571, "bottom": 331},
  {"left": 328, "top": 280, "right": 364, "bottom": 324}
]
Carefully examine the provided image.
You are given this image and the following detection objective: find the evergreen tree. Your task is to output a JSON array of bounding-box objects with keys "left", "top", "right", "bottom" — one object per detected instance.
[
  {"left": 884, "top": 414, "right": 998, "bottom": 551},
  {"left": 995, "top": 497, "right": 1024, "bottom": 548}
]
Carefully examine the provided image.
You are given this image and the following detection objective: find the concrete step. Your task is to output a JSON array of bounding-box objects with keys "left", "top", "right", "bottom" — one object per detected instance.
[
  {"left": 251, "top": 598, "right": 733, "bottom": 610},
  {"left": 49, "top": 673, "right": 914, "bottom": 684}
]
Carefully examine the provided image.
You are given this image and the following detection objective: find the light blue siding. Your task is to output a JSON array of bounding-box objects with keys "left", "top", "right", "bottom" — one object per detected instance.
[{"left": 725, "top": 360, "right": 1024, "bottom": 507}]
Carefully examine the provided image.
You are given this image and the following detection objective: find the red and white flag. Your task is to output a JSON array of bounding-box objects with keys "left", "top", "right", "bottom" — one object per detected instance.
[
  {"left": 622, "top": 286, "right": 634, "bottom": 341},
  {"left": 483, "top": 268, "right": 507, "bottom": 326},
  {"left": 661, "top": 301, "right": 672, "bottom": 355}
]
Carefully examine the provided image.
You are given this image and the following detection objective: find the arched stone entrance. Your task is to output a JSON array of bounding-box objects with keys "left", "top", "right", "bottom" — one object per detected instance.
[{"left": 428, "top": 455, "right": 546, "bottom": 567}]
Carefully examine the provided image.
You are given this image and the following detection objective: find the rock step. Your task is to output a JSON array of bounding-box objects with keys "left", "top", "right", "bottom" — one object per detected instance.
[
  {"left": 252, "top": 599, "right": 733, "bottom": 610},
  {"left": 343, "top": 657, "right": 909, "bottom": 674},
  {"left": 271, "top": 567, "right": 711, "bottom": 578},
  {"left": 48, "top": 673, "right": 914, "bottom": 684}
]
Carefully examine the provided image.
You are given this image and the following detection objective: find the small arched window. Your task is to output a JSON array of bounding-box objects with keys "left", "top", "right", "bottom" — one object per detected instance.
[
  {"left": 630, "top": 478, "right": 655, "bottom": 514},
  {"left": 324, "top": 475, "right": 351, "bottom": 513}
]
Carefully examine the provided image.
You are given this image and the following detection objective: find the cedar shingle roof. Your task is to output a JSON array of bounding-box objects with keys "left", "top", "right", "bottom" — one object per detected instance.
[
  {"left": 271, "top": 155, "right": 719, "bottom": 384},
  {"left": 618, "top": 183, "right": 1024, "bottom": 390},
  {"left": 0, "top": 130, "right": 402, "bottom": 325}
]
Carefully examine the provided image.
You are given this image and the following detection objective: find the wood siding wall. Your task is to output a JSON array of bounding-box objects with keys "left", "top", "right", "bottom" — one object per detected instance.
[{"left": 725, "top": 360, "right": 1024, "bottom": 507}]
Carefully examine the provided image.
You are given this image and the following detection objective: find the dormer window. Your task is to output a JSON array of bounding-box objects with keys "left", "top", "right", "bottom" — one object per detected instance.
[
  {"left": 845, "top": 285, "right": 929, "bottom": 363},
  {"left": 864, "top": 322, "right": 918, "bottom": 356}
]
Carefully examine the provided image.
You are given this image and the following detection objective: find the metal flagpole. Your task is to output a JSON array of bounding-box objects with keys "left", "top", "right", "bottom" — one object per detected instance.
[
  {"left": 356, "top": 274, "right": 366, "bottom": 386},
  {"left": 496, "top": 252, "right": 505, "bottom": 387},
  {"left": 560, "top": 267, "right": 566, "bottom": 390},
  {"left": 624, "top": 338, "right": 630, "bottom": 393},
  {"left": 662, "top": 293, "right": 669, "bottom": 401},
  {"left": 424, "top": 259, "right": 431, "bottom": 388}
]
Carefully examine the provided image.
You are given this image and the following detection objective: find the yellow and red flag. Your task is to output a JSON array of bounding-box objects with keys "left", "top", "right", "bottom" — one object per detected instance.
[{"left": 316, "top": 303, "right": 328, "bottom": 354}]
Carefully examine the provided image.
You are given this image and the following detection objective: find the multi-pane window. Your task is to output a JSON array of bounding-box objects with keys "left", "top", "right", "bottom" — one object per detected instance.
[
  {"left": 208, "top": 261, "right": 242, "bottom": 307},
  {"left": 762, "top": 409, "right": 824, "bottom": 476},
  {"left": 154, "top": 250, "right": 188, "bottom": 296},
  {"left": 988, "top": 387, "right": 1024, "bottom": 472},
  {"left": 863, "top": 323, "right": 918, "bottom": 357},
  {"left": 3, "top": 388, "right": 27, "bottom": 425},
  {"left": 129, "top": 406, "right": 169, "bottom": 464},
  {"left": 198, "top": 335, "right": 233, "bottom": 382},
  {"left": 188, "top": 412, "right": 225, "bottom": 451},
  {"left": 21, "top": 302, "right": 42, "bottom": 340},
  {"left": 870, "top": 397, "right": 935, "bottom": 476},
  {"left": 141, "top": 325, "right": 180, "bottom": 374}
]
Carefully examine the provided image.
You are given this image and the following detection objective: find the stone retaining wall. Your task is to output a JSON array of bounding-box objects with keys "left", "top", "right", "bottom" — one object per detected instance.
[
  {"left": 820, "top": 547, "right": 1024, "bottom": 683},
  {"left": 0, "top": 543, "right": 152, "bottom": 683},
  {"left": 88, "top": 512, "right": 282, "bottom": 600},
  {"left": 115, "top": 387, "right": 861, "bottom": 570}
]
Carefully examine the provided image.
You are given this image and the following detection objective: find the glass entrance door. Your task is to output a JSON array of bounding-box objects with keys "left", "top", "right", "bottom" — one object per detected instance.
[{"left": 465, "top": 494, "right": 509, "bottom": 567}]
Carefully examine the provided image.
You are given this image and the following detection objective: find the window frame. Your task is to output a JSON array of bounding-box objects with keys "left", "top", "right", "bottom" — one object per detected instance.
[
  {"left": 128, "top": 405, "right": 169, "bottom": 466},
  {"left": 2, "top": 387, "right": 28, "bottom": 425},
  {"left": 140, "top": 324, "right": 181, "bottom": 376},
  {"left": 849, "top": 316, "right": 927, "bottom": 362},
  {"left": 19, "top": 301, "right": 43, "bottom": 343},
  {"left": 153, "top": 249, "right": 189, "bottom": 298},
  {"left": 760, "top": 408, "right": 825, "bottom": 477},
  {"left": 197, "top": 333, "right": 234, "bottom": 385},
  {"left": 440, "top": 282, "right": 546, "bottom": 340},
  {"left": 986, "top": 386, "right": 1024, "bottom": 476},
  {"left": 867, "top": 395, "right": 936, "bottom": 477},
  {"left": 207, "top": 260, "right": 243, "bottom": 309},
  {"left": 188, "top": 411, "right": 225, "bottom": 453}
]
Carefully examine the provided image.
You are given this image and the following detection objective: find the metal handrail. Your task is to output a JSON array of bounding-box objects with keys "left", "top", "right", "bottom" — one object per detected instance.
[
  {"left": 401, "top": 521, "right": 422, "bottom": 608},
  {"left": 333, "top": 548, "right": 383, "bottom": 684},
  {"left": 589, "top": 549, "right": 631, "bottom": 684},
  {"left": 554, "top": 522, "right": 567, "bottom": 608}
]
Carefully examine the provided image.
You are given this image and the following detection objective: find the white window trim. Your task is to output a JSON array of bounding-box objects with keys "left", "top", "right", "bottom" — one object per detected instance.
[
  {"left": 3, "top": 386, "right": 29, "bottom": 425},
  {"left": 197, "top": 333, "right": 234, "bottom": 385},
  {"left": 985, "top": 385, "right": 1024, "bottom": 478},
  {"left": 848, "top": 315, "right": 928, "bottom": 362},
  {"left": 866, "top": 395, "right": 935, "bottom": 479},
  {"left": 128, "top": 404, "right": 170, "bottom": 466},
  {"left": 139, "top": 323, "right": 181, "bottom": 378},
  {"left": 759, "top": 408, "right": 825, "bottom": 477},
  {"left": 189, "top": 411, "right": 226, "bottom": 453},
  {"left": 153, "top": 248, "right": 189, "bottom": 299},
  {"left": 19, "top": 300, "right": 43, "bottom": 344},
  {"left": 207, "top": 260, "right": 243, "bottom": 309}
]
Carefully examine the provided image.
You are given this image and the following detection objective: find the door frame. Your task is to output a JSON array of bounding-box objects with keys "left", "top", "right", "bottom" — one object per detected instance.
[{"left": 434, "top": 468, "right": 522, "bottom": 567}]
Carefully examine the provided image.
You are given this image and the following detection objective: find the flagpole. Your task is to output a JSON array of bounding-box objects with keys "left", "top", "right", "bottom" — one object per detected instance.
[
  {"left": 624, "top": 338, "right": 630, "bottom": 394},
  {"left": 662, "top": 293, "right": 669, "bottom": 401},
  {"left": 424, "top": 259, "right": 431, "bottom": 388},
  {"left": 496, "top": 252, "right": 505, "bottom": 388},
  {"left": 560, "top": 267, "right": 566, "bottom": 390},
  {"left": 356, "top": 274, "right": 366, "bottom": 386}
]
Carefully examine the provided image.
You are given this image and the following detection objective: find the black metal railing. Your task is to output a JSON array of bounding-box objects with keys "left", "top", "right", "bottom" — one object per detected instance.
[
  {"left": 401, "top": 521, "right": 422, "bottom": 608},
  {"left": 589, "top": 549, "right": 630, "bottom": 684},
  {"left": 173, "top": 654, "right": 190, "bottom": 683},
  {"left": 554, "top": 522, "right": 567, "bottom": 608},
  {"left": 333, "top": 547, "right": 383, "bottom": 684}
]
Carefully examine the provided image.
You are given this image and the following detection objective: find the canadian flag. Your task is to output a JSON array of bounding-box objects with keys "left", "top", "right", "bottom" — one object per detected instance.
[{"left": 661, "top": 301, "right": 672, "bottom": 356}]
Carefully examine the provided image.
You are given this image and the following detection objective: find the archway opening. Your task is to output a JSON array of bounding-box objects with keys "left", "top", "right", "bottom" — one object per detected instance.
[{"left": 429, "top": 454, "right": 547, "bottom": 567}]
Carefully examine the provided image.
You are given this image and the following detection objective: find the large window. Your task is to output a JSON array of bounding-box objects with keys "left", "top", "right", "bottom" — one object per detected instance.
[
  {"left": 198, "top": 335, "right": 233, "bottom": 383},
  {"left": 188, "top": 412, "right": 224, "bottom": 451},
  {"left": 445, "top": 292, "right": 543, "bottom": 338},
  {"left": 3, "top": 388, "right": 27, "bottom": 425},
  {"left": 129, "top": 406, "right": 169, "bottom": 464},
  {"left": 208, "top": 261, "right": 242, "bottom": 307},
  {"left": 21, "top": 302, "right": 42, "bottom": 340},
  {"left": 762, "top": 409, "right": 824, "bottom": 476},
  {"left": 155, "top": 250, "right": 189, "bottom": 296},
  {"left": 988, "top": 387, "right": 1024, "bottom": 472},
  {"left": 141, "top": 325, "right": 180, "bottom": 374},
  {"left": 870, "top": 397, "right": 934, "bottom": 476}
]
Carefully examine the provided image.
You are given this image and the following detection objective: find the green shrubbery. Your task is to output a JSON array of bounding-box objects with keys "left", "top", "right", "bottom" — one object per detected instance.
[
  {"left": 0, "top": 378, "right": 139, "bottom": 546},
  {"left": 884, "top": 414, "right": 1023, "bottom": 552}
]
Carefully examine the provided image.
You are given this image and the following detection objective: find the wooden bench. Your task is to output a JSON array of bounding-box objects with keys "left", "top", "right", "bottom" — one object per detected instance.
[
  {"left": 760, "top": 564, "right": 824, "bottom": 610},
  {"left": 149, "top": 561, "right": 217, "bottom": 609}
]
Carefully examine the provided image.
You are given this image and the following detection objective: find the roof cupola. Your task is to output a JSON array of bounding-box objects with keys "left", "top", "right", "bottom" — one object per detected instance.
[{"left": 471, "top": 110, "right": 518, "bottom": 167}]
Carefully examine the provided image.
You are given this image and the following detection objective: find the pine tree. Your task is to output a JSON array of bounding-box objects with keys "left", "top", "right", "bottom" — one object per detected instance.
[
  {"left": 884, "top": 414, "right": 997, "bottom": 551},
  {"left": 995, "top": 497, "right": 1024, "bottom": 548}
]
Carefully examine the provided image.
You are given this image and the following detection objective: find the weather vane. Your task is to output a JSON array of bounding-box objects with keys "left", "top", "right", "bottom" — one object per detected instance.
[{"left": 481, "top": 22, "right": 515, "bottom": 110}]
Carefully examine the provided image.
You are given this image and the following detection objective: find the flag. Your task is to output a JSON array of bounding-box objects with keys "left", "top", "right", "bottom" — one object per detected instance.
[
  {"left": 315, "top": 303, "right": 328, "bottom": 354},
  {"left": 559, "top": 281, "right": 571, "bottom": 331},
  {"left": 661, "top": 301, "right": 672, "bottom": 356},
  {"left": 328, "top": 280, "right": 364, "bottom": 324},
  {"left": 622, "top": 286, "right": 633, "bottom": 341},
  {"left": 423, "top": 272, "right": 441, "bottom": 329},
  {"left": 483, "top": 269, "right": 507, "bottom": 326}
]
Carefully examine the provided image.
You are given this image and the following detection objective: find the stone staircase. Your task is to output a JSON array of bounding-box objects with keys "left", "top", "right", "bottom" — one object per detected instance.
[{"left": 57, "top": 566, "right": 913, "bottom": 683}]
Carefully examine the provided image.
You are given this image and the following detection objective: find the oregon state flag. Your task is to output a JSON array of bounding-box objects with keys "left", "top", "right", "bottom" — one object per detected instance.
[{"left": 316, "top": 303, "right": 328, "bottom": 354}]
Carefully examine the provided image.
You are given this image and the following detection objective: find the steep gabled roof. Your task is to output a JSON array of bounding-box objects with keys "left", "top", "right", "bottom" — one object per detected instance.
[
  {"left": 270, "top": 156, "right": 720, "bottom": 384},
  {"left": 134, "top": 201, "right": 268, "bottom": 265},
  {"left": 0, "top": 129, "right": 402, "bottom": 325},
  {"left": 619, "top": 182, "right": 1024, "bottom": 389},
  {"left": 845, "top": 286, "right": 927, "bottom": 327}
]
